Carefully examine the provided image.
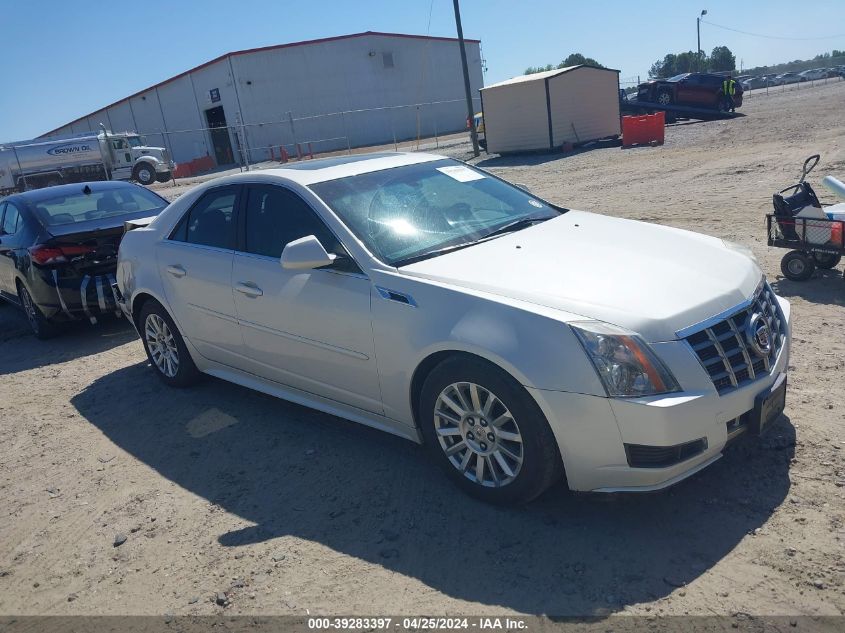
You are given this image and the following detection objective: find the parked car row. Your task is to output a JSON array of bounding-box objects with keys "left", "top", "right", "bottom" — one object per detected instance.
[
  {"left": 741, "top": 67, "right": 845, "bottom": 90},
  {"left": 0, "top": 153, "right": 792, "bottom": 504}
]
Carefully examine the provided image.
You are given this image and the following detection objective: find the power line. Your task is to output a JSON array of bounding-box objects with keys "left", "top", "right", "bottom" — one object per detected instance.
[{"left": 701, "top": 19, "right": 845, "bottom": 41}]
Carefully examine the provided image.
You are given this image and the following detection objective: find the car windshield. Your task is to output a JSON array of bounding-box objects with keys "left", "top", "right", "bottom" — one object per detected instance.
[
  {"left": 31, "top": 187, "right": 166, "bottom": 226},
  {"left": 126, "top": 136, "right": 144, "bottom": 147},
  {"left": 667, "top": 73, "right": 689, "bottom": 81},
  {"left": 309, "top": 159, "right": 562, "bottom": 266}
]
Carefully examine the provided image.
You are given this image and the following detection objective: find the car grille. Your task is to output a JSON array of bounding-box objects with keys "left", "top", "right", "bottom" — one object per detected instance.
[{"left": 682, "top": 282, "right": 786, "bottom": 395}]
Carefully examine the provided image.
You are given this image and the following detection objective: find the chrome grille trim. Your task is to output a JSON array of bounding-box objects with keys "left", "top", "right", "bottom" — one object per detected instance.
[{"left": 680, "top": 281, "right": 786, "bottom": 395}]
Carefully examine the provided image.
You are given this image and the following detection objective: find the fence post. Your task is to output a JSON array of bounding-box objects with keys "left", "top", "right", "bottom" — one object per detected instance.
[
  {"left": 341, "top": 111, "right": 352, "bottom": 155},
  {"left": 390, "top": 108, "right": 398, "bottom": 151},
  {"left": 287, "top": 112, "right": 298, "bottom": 154}
]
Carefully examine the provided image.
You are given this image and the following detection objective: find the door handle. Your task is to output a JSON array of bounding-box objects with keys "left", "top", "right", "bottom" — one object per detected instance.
[
  {"left": 166, "top": 265, "right": 186, "bottom": 278},
  {"left": 235, "top": 282, "right": 263, "bottom": 297}
]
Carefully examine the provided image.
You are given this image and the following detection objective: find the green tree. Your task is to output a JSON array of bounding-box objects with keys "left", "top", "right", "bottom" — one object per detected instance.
[
  {"left": 560, "top": 53, "right": 603, "bottom": 68},
  {"left": 524, "top": 53, "right": 603, "bottom": 74},
  {"left": 648, "top": 51, "right": 702, "bottom": 78},
  {"left": 709, "top": 46, "right": 736, "bottom": 71}
]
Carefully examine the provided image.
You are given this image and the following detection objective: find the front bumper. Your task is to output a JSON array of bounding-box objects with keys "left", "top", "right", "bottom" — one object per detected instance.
[
  {"left": 529, "top": 296, "right": 791, "bottom": 493},
  {"left": 155, "top": 161, "right": 175, "bottom": 174}
]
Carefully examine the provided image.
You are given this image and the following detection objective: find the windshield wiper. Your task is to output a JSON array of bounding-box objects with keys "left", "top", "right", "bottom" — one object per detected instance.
[
  {"left": 392, "top": 216, "right": 551, "bottom": 268},
  {"left": 392, "top": 240, "right": 482, "bottom": 267},
  {"left": 481, "top": 216, "right": 551, "bottom": 240}
]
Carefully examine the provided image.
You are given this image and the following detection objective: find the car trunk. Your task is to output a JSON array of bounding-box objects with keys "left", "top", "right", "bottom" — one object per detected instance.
[{"left": 42, "top": 210, "right": 161, "bottom": 277}]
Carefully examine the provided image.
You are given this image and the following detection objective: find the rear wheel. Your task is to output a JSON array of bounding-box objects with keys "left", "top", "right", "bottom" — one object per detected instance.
[
  {"left": 419, "top": 356, "right": 562, "bottom": 505},
  {"left": 133, "top": 163, "right": 156, "bottom": 186},
  {"left": 18, "top": 283, "right": 58, "bottom": 339},
  {"left": 812, "top": 252, "right": 841, "bottom": 269},
  {"left": 781, "top": 250, "right": 815, "bottom": 281},
  {"left": 139, "top": 301, "right": 200, "bottom": 387}
]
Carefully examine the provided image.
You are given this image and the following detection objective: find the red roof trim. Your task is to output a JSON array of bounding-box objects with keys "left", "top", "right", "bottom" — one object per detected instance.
[{"left": 40, "top": 31, "right": 481, "bottom": 136}]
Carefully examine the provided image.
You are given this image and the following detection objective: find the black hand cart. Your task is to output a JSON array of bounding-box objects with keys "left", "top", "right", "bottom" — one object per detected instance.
[{"left": 766, "top": 155, "right": 845, "bottom": 281}]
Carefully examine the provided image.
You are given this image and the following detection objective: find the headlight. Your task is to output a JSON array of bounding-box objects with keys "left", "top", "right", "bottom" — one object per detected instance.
[
  {"left": 722, "top": 239, "right": 758, "bottom": 263},
  {"left": 570, "top": 321, "right": 680, "bottom": 397}
]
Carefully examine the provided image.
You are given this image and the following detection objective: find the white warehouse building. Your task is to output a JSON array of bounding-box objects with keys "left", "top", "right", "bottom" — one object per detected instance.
[{"left": 39, "top": 31, "right": 483, "bottom": 168}]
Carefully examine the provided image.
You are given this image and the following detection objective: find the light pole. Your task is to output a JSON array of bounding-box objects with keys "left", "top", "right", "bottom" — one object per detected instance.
[{"left": 697, "top": 9, "right": 708, "bottom": 71}]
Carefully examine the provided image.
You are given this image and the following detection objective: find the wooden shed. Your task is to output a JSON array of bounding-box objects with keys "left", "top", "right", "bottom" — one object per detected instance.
[{"left": 479, "top": 65, "right": 621, "bottom": 154}]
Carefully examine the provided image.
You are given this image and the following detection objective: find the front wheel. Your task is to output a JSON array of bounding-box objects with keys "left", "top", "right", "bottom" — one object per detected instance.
[
  {"left": 419, "top": 356, "right": 562, "bottom": 504},
  {"left": 139, "top": 301, "right": 200, "bottom": 387},
  {"left": 781, "top": 250, "right": 816, "bottom": 281},
  {"left": 133, "top": 163, "right": 156, "bottom": 186},
  {"left": 812, "top": 252, "right": 841, "bottom": 269}
]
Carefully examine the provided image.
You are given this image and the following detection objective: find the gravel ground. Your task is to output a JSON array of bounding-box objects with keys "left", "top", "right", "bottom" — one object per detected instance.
[{"left": 1, "top": 80, "right": 843, "bottom": 618}]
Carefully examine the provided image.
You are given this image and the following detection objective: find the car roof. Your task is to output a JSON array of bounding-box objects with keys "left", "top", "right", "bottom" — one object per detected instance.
[
  {"left": 221, "top": 151, "right": 446, "bottom": 186},
  {"left": 4, "top": 180, "right": 147, "bottom": 205}
]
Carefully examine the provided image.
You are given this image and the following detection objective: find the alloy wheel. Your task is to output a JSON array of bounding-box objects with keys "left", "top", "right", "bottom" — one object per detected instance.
[
  {"left": 433, "top": 382, "right": 524, "bottom": 488},
  {"left": 20, "top": 288, "right": 38, "bottom": 330},
  {"left": 145, "top": 313, "right": 179, "bottom": 378}
]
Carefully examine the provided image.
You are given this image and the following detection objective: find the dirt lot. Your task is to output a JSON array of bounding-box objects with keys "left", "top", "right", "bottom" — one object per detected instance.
[{"left": 1, "top": 81, "right": 844, "bottom": 618}]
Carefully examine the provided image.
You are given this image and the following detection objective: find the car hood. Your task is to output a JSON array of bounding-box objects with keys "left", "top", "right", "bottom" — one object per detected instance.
[{"left": 400, "top": 211, "right": 762, "bottom": 342}]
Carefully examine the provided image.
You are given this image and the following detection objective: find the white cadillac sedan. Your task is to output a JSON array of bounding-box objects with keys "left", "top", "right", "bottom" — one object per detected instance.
[{"left": 116, "top": 152, "right": 790, "bottom": 504}]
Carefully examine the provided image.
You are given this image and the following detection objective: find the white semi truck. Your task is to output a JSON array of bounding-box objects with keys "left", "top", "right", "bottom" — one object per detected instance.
[{"left": 0, "top": 129, "right": 174, "bottom": 194}]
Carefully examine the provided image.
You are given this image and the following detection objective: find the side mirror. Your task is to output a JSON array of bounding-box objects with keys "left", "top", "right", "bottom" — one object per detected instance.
[
  {"left": 280, "top": 235, "right": 336, "bottom": 270},
  {"left": 514, "top": 183, "right": 531, "bottom": 193}
]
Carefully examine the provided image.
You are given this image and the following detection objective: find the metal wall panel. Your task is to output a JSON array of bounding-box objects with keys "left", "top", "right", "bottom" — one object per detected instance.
[{"left": 37, "top": 34, "right": 483, "bottom": 166}]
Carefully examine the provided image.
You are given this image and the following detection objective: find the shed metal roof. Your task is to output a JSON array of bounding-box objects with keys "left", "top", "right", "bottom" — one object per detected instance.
[{"left": 481, "top": 64, "right": 620, "bottom": 91}]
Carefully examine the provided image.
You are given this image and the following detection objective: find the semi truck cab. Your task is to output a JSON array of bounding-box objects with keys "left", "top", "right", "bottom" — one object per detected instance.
[{"left": 106, "top": 134, "right": 173, "bottom": 186}]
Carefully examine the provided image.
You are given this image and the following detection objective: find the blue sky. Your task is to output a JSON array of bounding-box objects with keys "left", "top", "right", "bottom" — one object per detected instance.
[{"left": 2, "top": 0, "right": 844, "bottom": 141}]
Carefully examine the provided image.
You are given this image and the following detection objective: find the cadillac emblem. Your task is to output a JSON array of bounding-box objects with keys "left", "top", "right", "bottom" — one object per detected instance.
[{"left": 746, "top": 313, "right": 773, "bottom": 357}]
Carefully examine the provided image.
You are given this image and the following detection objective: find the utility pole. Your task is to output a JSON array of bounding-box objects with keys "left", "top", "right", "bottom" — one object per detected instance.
[
  {"left": 453, "top": 0, "right": 479, "bottom": 157},
  {"left": 697, "top": 9, "right": 708, "bottom": 71}
]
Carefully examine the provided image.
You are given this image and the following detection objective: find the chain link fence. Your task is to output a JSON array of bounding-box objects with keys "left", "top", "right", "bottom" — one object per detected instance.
[{"left": 133, "top": 97, "right": 481, "bottom": 178}]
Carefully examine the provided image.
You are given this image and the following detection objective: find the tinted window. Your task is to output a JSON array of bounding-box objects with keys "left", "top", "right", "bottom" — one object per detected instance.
[
  {"left": 244, "top": 186, "right": 342, "bottom": 258},
  {"left": 31, "top": 187, "right": 165, "bottom": 226},
  {"left": 2, "top": 202, "right": 21, "bottom": 235},
  {"left": 175, "top": 187, "right": 237, "bottom": 249}
]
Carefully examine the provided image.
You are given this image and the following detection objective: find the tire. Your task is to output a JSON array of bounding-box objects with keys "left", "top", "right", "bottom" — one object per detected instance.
[
  {"left": 17, "top": 283, "right": 58, "bottom": 339},
  {"left": 138, "top": 300, "right": 200, "bottom": 387},
  {"left": 156, "top": 172, "right": 172, "bottom": 183},
  {"left": 812, "top": 252, "right": 841, "bottom": 269},
  {"left": 418, "top": 356, "right": 562, "bottom": 505},
  {"left": 781, "top": 250, "right": 816, "bottom": 281},
  {"left": 656, "top": 90, "right": 672, "bottom": 106},
  {"left": 133, "top": 163, "right": 156, "bottom": 186}
]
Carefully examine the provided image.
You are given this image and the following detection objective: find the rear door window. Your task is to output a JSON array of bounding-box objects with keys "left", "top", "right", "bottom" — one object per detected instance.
[
  {"left": 171, "top": 186, "right": 238, "bottom": 250},
  {"left": 1, "top": 202, "right": 21, "bottom": 235}
]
